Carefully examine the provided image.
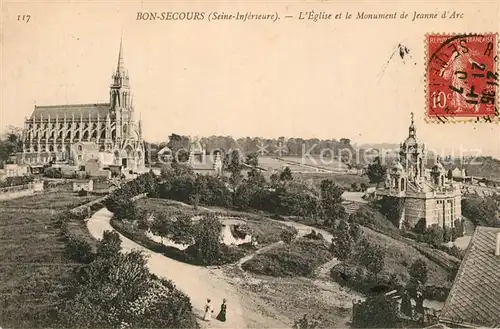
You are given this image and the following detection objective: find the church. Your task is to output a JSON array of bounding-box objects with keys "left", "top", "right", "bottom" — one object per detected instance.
[
  {"left": 376, "top": 113, "right": 462, "bottom": 230},
  {"left": 19, "top": 40, "right": 145, "bottom": 172}
]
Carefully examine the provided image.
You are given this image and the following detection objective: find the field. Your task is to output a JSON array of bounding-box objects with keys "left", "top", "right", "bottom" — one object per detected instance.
[
  {"left": 0, "top": 190, "right": 101, "bottom": 211},
  {"left": 258, "top": 156, "right": 348, "bottom": 173},
  {"left": 135, "top": 198, "right": 290, "bottom": 246},
  {"left": 0, "top": 190, "right": 96, "bottom": 327},
  {"left": 297, "top": 172, "right": 370, "bottom": 189}
]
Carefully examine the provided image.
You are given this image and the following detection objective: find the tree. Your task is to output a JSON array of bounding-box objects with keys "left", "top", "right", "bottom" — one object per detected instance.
[
  {"left": 366, "top": 156, "right": 386, "bottom": 186},
  {"left": 376, "top": 196, "right": 405, "bottom": 227},
  {"left": 224, "top": 149, "right": 243, "bottom": 174},
  {"left": 191, "top": 215, "right": 222, "bottom": 265},
  {"left": 408, "top": 259, "right": 428, "bottom": 285},
  {"left": 360, "top": 244, "right": 385, "bottom": 276},
  {"left": 352, "top": 294, "right": 399, "bottom": 328},
  {"left": 169, "top": 215, "right": 195, "bottom": 245},
  {"left": 245, "top": 153, "right": 259, "bottom": 167},
  {"left": 150, "top": 212, "right": 173, "bottom": 244},
  {"left": 349, "top": 223, "right": 362, "bottom": 242},
  {"left": 331, "top": 220, "right": 353, "bottom": 261},
  {"left": 320, "top": 180, "right": 346, "bottom": 225},
  {"left": 280, "top": 166, "right": 293, "bottom": 181}
]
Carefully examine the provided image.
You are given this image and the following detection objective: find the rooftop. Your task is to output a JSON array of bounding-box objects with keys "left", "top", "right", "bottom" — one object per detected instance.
[
  {"left": 439, "top": 226, "right": 500, "bottom": 328},
  {"left": 29, "top": 103, "right": 110, "bottom": 120}
]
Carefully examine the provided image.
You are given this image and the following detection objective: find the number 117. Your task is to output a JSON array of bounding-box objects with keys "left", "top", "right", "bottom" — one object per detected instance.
[{"left": 17, "top": 15, "right": 31, "bottom": 23}]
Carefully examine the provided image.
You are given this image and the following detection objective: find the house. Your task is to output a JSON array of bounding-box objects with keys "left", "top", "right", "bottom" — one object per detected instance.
[
  {"left": 438, "top": 226, "right": 500, "bottom": 328},
  {"left": 73, "top": 179, "right": 94, "bottom": 192}
]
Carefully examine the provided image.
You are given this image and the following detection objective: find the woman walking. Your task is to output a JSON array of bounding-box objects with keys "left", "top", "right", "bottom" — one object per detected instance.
[
  {"left": 203, "top": 299, "right": 214, "bottom": 321},
  {"left": 216, "top": 299, "right": 227, "bottom": 322}
]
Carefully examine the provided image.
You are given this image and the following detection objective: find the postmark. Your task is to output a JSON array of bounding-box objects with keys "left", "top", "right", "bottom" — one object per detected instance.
[{"left": 426, "top": 33, "right": 499, "bottom": 123}]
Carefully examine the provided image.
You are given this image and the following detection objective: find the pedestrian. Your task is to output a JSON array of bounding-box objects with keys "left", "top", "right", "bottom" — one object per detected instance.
[
  {"left": 216, "top": 298, "right": 227, "bottom": 322},
  {"left": 203, "top": 298, "right": 213, "bottom": 321}
]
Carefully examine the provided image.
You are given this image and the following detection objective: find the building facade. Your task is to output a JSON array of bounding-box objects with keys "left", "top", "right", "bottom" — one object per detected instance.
[
  {"left": 20, "top": 40, "right": 145, "bottom": 172},
  {"left": 376, "top": 113, "right": 462, "bottom": 229}
]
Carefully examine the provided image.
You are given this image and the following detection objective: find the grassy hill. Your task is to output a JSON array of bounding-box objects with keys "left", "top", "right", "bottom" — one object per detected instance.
[{"left": 0, "top": 189, "right": 97, "bottom": 327}]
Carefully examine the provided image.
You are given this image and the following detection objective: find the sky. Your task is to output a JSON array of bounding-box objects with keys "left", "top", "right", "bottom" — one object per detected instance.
[{"left": 1, "top": 0, "right": 499, "bottom": 157}]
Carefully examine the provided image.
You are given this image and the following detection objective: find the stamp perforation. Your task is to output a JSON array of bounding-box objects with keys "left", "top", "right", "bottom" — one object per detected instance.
[{"left": 424, "top": 32, "right": 500, "bottom": 124}]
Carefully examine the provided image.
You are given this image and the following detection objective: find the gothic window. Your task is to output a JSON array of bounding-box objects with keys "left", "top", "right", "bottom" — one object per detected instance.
[
  {"left": 91, "top": 130, "right": 97, "bottom": 140},
  {"left": 78, "top": 145, "right": 83, "bottom": 152},
  {"left": 100, "top": 129, "right": 106, "bottom": 140},
  {"left": 83, "top": 130, "right": 89, "bottom": 140}
]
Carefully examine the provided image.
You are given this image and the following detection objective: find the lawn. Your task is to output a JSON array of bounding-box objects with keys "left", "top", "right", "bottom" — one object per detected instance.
[
  {"left": 241, "top": 238, "right": 332, "bottom": 277},
  {"left": 0, "top": 192, "right": 97, "bottom": 327},
  {"left": 0, "top": 191, "right": 101, "bottom": 210},
  {"left": 354, "top": 226, "right": 449, "bottom": 285}
]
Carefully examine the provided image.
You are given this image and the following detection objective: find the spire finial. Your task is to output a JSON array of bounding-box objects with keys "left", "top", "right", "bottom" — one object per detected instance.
[
  {"left": 409, "top": 112, "right": 416, "bottom": 137},
  {"left": 116, "top": 36, "right": 125, "bottom": 77}
]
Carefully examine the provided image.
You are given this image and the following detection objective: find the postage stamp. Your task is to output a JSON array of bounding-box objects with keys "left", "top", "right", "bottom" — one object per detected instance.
[{"left": 426, "top": 33, "right": 499, "bottom": 123}]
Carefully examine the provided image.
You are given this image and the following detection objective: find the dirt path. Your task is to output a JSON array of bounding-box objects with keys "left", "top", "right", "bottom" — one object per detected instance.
[
  {"left": 87, "top": 208, "right": 253, "bottom": 329},
  {"left": 88, "top": 200, "right": 346, "bottom": 328}
]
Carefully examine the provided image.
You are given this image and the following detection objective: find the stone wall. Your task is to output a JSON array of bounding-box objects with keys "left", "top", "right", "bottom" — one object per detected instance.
[{"left": 404, "top": 197, "right": 426, "bottom": 228}]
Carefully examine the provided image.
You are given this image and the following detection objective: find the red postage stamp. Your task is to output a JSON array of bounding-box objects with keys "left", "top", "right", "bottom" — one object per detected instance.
[{"left": 426, "top": 33, "right": 499, "bottom": 122}]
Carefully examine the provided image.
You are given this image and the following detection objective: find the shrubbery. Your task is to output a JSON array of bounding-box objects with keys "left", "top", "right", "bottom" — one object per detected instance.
[
  {"left": 55, "top": 232, "right": 198, "bottom": 329},
  {"left": 65, "top": 236, "right": 94, "bottom": 263},
  {"left": 352, "top": 294, "right": 400, "bottom": 328},
  {"left": 280, "top": 226, "right": 298, "bottom": 243}
]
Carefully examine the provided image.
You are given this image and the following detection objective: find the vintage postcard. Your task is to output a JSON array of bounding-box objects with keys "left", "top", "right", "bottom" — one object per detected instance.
[{"left": 1, "top": 0, "right": 499, "bottom": 328}]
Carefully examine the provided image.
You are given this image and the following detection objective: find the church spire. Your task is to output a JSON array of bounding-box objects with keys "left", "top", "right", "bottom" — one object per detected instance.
[
  {"left": 408, "top": 112, "right": 416, "bottom": 138},
  {"left": 116, "top": 37, "right": 125, "bottom": 77}
]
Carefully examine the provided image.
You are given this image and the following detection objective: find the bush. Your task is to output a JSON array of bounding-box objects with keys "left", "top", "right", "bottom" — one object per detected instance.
[
  {"left": 352, "top": 294, "right": 399, "bottom": 328},
  {"left": 330, "top": 263, "right": 399, "bottom": 295},
  {"left": 56, "top": 247, "right": 198, "bottom": 329},
  {"left": 303, "top": 230, "right": 324, "bottom": 241},
  {"left": 408, "top": 259, "right": 428, "bottom": 284},
  {"left": 65, "top": 236, "right": 94, "bottom": 263},
  {"left": 280, "top": 226, "right": 298, "bottom": 243}
]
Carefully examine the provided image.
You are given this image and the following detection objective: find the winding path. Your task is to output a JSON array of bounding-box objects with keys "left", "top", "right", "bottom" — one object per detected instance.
[
  {"left": 87, "top": 204, "right": 337, "bottom": 328},
  {"left": 87, "top": 208, "right": 248, "bottom": 329}
]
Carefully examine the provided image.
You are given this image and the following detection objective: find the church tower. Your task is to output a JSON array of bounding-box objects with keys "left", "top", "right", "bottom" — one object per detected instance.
[
  {"left": 400, "top": 112, "right": 426, "bottom": 183},
  {"left": 110, "top": 38, "right": 133, "bottom": 142}
]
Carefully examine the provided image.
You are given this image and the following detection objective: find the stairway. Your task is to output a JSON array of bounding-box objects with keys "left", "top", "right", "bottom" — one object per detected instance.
[{"left": 343, "top": 201, "right": 361, "bottom": 215}]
